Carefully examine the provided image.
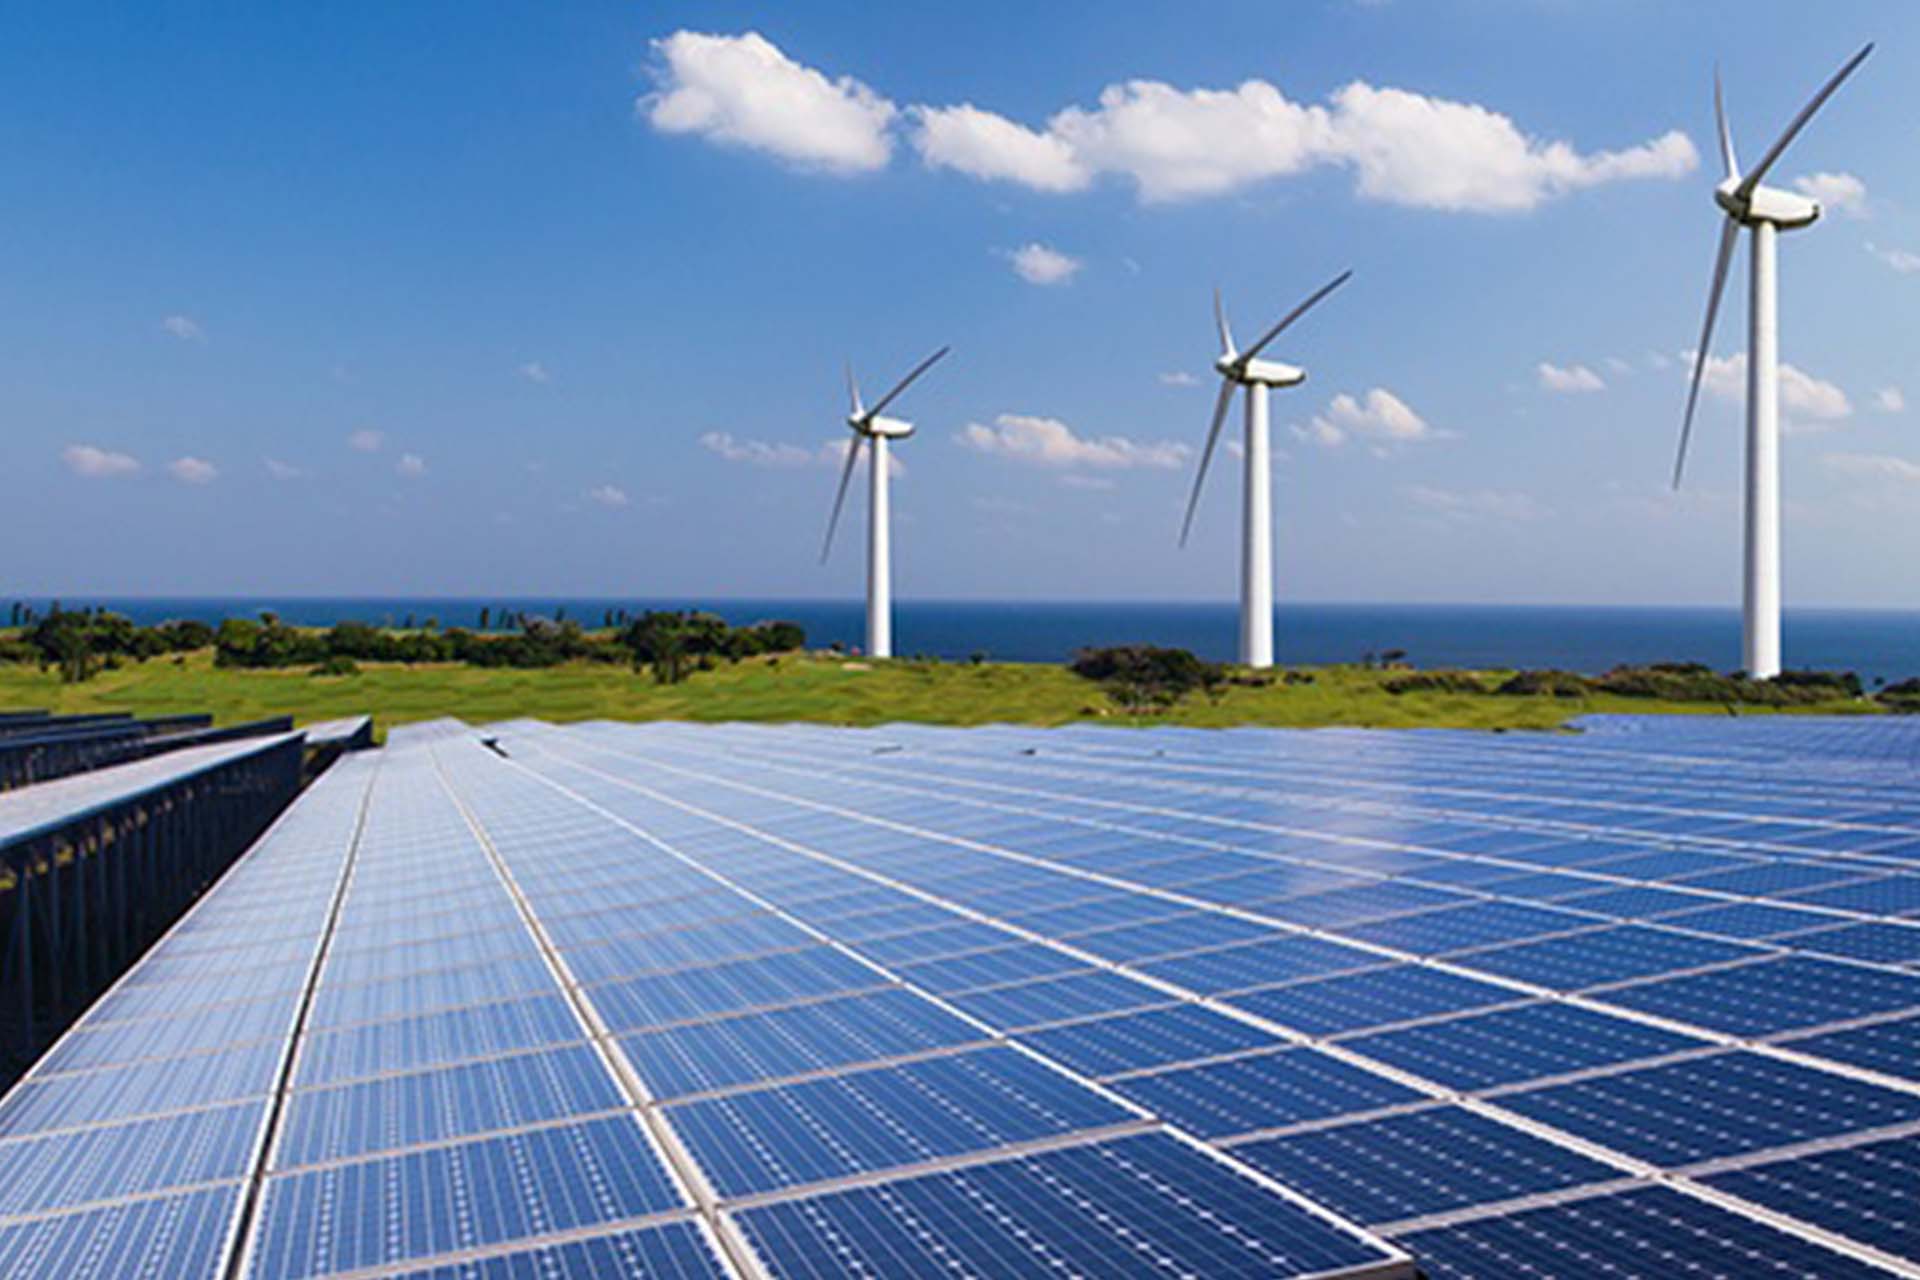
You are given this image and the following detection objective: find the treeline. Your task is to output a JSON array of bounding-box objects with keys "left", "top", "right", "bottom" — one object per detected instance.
[
  {"left": 0, "top": 606, "right": 805, "bottom": 682},
  {"left": 1383, "top": 662, "right": 1890, "bottom": 706}
]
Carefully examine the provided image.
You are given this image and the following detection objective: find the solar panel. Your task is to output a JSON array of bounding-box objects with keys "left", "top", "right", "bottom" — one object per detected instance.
[{"left": 9, "top": 713, "right": 1920, "bottom": 1276}]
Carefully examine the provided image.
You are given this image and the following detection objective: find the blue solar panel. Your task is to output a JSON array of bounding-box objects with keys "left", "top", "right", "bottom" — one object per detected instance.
[
  {"left": 1778, "top": 1013, "right": 1920, "bottom": 1083},
  {"left": 1112, "top": 1047, "right": 1421, "bottom": 1138},
  {"left": 1458, "top": 925, "right": 1761, "bottom": 991},
  {"left": 1601, "top": 955, "right": 1920, "bottom": 1036},
  {"left": 0, "top": 1183, "right": 242, "bottom": 1280},
  {"left": 1344, "top": 1002, "right": 1708, "bottom": 1090},
  {"left": 0, "top": 1101, "right": 262, "bottom": 1217},
  {"left": 1229, "top": 963, "right": 1517, "bottom": 1035},
  {"left": 946, "top": 969, "right": 1168, "bottom": 1028},
  {"left": 1140, "top": 933, "right": 1381, "bottom": 993},
  {"left": 379, "top": 1221, "right": 727, "bottom": 1280},
  {"left": 1700, "top": 1135, "right": 1919, "bottom": 1263},
  {"left": 1017, "top": 1004, "right": 1284, "bottom": 1077}
]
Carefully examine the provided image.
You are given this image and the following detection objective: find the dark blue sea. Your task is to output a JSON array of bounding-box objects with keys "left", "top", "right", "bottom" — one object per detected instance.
[{"left": 18, "top": 598, "right": 1920, "bottom": 683}]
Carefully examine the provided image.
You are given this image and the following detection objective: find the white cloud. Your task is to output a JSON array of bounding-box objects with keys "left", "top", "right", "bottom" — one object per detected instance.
[
  {"left": 1159, "top": 371, "right": 1200, "bottom": 387},
  {"left": 62, "top": 444, "right": 140, "bottom": 478},
  {"left": 956, "top": 413, "right": 1187, "bottom": 469},
  {"left": 914, "top": 75, "right": 1693, "bottom": 209},
  {"left": 1873, "top": 387, "right": 1905, "bottom": 414},
  {"left": 700, "top": 430, "right": 815, "bottom": 468},
  {"left": 1406, "top": 484, "right": 1548, "bottom": 523},
  {"left": 1305, "top": 388, "right": 1435, "bottom": 448},
  {"left": 910, "top": 104, "right": 1088, "bottom": 192},
  {"left": 1605, "top": 356, "right": 1633, "bottom": 375},
  {"left": 347, "top": 429, "right": 385, "bottom": 452},
  {"left": 160, "top": 314, "right": 204, "bottom": 341},
  {"left": 1822, "top": 452, "right": 1920, "bottom": 483},
  {"left": 1694, "top": 352, "right": 1851, "bottom": 426},
  {"left": 264, "top": 458, "right": 302, "bottom": 480},
  {"left": 1537, "top": 361, "right": 1605, "bottom": 393},
  {"left": 1867, "top": 241, "right": 1920, "bottom": 274},
  {"left": 644, "top": 30, "right": 895, "bottom": 174},
  {"left": 1059, "top": 474, "right": 1116, "bottom": 491},
  {"left": 822, "top": 436, "right": 904, "bottom": 476},
  {"left": 1793, "top": 171, "right": 1867, "bottom": 218},
  {"left": 518, "top": 361, "right": 550, "bottom": 384},
  {"left": 587, "top": 484, "right": 629, "bottom": 508},
  {"left": 396, "top": 453, "right": 426, "bottom": 477},
  {"left": 166, "top": 456, "right": 217, "bottom": 485},
  {"left": 1646, "top": 351, "right": 1674, "bottom": 371},
  {"left": 1003, "top": 242, "right": 1083, "bottom": 286}
]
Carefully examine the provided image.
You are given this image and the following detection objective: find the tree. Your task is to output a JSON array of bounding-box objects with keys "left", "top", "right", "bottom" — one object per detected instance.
[
  {"left": 478, "top": 606, "right": 491, "bottom": 631},
  {"left": 1069, "top": 646, "right": 1226, "bottom": 715}
]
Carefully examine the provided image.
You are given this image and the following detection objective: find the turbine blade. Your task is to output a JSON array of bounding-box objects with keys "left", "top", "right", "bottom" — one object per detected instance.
[
  {"left": 865, "top": 345, "right": 951, "bottom": 420},
  {"left": 1673, "top": 218, "right": 1740, "bottom": 489},
  {"left": 1736, "top": 42, "right": 1873, "bottom": 197},
  {"left": 821, "top": 435, "right": 864, "bottom": 562},
  {"left": 1179, "top": 378, "right": 1238, "bottom": 547},
  {"left": 1239, "top": 269, "right": 1354, "bottom": 364},
  {"left": 1714, "top": 67, "right": 1738, "bottom": 181},
  {"left": 1214, "top": 287, "right": 1235, "bottom": 356},
  {"left": 845, "top": 361, "right": 864, "bottom": 418}
]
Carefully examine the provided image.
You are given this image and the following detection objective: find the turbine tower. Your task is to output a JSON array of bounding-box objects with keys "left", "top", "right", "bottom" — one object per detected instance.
[
  {"left": 1673, "top": 44, "right": 1872, "bottom": 680},
  {"left": 821, "top": 346, "right": 950, "bottom": 659},
  {"left": 1180, "top": 271, "right": 1351, "bottom": 669}
]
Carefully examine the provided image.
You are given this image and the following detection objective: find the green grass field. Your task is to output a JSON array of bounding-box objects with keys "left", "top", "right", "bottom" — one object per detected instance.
[{"left": 0, "top": 651, "right": 1880, "bottom": 733}]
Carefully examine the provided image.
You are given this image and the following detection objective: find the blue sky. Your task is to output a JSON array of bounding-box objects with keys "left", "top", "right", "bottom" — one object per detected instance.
[{"left": 4, "top": 1, "right": 1916, "bottom": 606}]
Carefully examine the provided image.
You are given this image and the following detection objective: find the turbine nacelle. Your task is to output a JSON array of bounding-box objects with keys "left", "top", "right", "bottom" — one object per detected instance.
[
  {"left": 1218, "top": 355, "right": 1306, "bottom": 388},
  {"left": 850, "top": 415, "right": 915, "bottom": 439},
  {"left": 1714, "top": 178, "right": 1820, "bottom": 230}
]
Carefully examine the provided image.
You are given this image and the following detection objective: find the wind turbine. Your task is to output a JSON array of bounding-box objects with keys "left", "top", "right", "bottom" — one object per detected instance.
[
  {"left": 1673, "top": 43, "right": 1872, "bottom": 680},
  {"left": 821, "top": 346, "right": 950, "bottom": 659},
  {"left": 1180, "top": 271, "right": 1351, "bottom": 669}
]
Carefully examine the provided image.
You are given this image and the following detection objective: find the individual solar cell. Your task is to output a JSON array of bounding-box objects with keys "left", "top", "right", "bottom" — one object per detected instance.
[
  {"left": 379, "top": 1220, "right": 727, "bottom": 1280},
  {"left": 894, "top": 942, "right": 1087, "bottom": 995},
  {"left": 1138, "top": 934, "right": 1381, "bottom": 994},
  {"left": 1112, "top": 1046, "right": 1420, "bottom": 1138},
  {"left": 1498, "top": 1051, "right": 1920, "bottom": 1166},
  {"left": 1230, "top": 964, "right": 1518, "bottom": 1036},
  {"left": 1787, "top": 874, "right": 1920, "bottom": 917},
  {"left": 1017, "top": 1004, "right": 1284, "bottom": 1078},
  {"left": 275, "top": 1044, "right": 626, "bottom": 1167},
  {"left": 731, "top": 1132, "right": 1396, "bottom": 1279},
  {"left": 0, "top": 1183, "right": 241, "bottom": 1280},
  {"left": 1785, "top": 922, "right": 1920, "bottom": 965},
  {"left": 294, "top": 993, "right": 584, "bottom": 1086},
  {"left": 1459, "top": 925, "right": 1761, "bottom": 992},
  {"left": 1067, "top": 912, "right": 1276, "bottom": 962},
  {"left": 945, "top": 971, "right": 1168, "bottom": 1030},
  {"left": 1778, "top": 1013, "right": 1920, "bottom": 1083},
  {"left": 249, "top": 1116, "right": 683, "bottom": 1278},
  {"left": 618, "top": 989, "right": 986, "bottom": 1100},
  {"left": 1232, "top": 1104, "right": 1622, "bottom": 1226},
  {"left": 1660, "top": 901, "right": 1840, "bottom": 940},
  {"left": 1601, "top": 955, "right": 1920, "bottom": 1036},
  {"left": 0, "top": 1100, "right": 263, "bottom": 1218},
  {"left": 0, "top": 1043, "right": 281, "bottom": 1134},
  {"left": 1404, "top": 1185, "right": 1894, "bottom": 1280},
  {"left": 1700, "top": 1135, "right": 1919, "bottom": 1262},
  {"left": 1345, "top": 1002, "right": 1707, "bottom": 1090},
  {"left": 669, "top": 1048, "right": 1131, "bottom": 1196},
  {"left": 1337, "top": 901, "right": 1601, "bottom": 957}
]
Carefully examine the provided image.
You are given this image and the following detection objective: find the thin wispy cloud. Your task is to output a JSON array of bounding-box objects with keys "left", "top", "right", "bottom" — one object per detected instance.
[
  {"left": 1866, "top": 241, "right": 1920, "bottom": 274},
  {"left": 166, "top": 457, "right": 218, "bottom": 485},
  {"left": 62, "top": 444, "right": 140, "bottom": 478},
  {"left": 587, "top": 483, "right": 629, "bottom": 508},
  {"left": 347, "top": 429, "right": 385, "bottom": 452},
  {"left": 518, "top": 361, "right": 551, "bottom": 384},
  {"left": 1158, "top": 371, "right": 1200, "bottom": 388},
  {"left": 1002, "top": 242, "right": 1082, "bottom": 286},
  {"left": 957, "top": 414, "right": 1187, "bottom": 469},
  {"left": 1823, "top": 452, "right": 1920, "bottom": 483},
  {"left": 700, "top": 431, "right": 815, "bottom": 468},
  {"left": 265, "top": 459, "right": 303, "bottom": 480},
  {"left": 1873, "top": 387, "right": 1905, "bottom": 414},
  {"left": 396, "top": 453, "right": 427, "bottom": 477},
  {"left": 1537, "top": 361, "right": 1605, "bottom": 394},
  {"left": 1406, "top": 484, "right": 1548, "bottom": 523},
  {"left": 160, "top": 314, "right": 204, "bottom": 341}
]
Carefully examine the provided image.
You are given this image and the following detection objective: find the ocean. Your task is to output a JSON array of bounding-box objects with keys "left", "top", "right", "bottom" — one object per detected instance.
[{"left": 17, "top": 598, "right": 1920, "bottom": 683}]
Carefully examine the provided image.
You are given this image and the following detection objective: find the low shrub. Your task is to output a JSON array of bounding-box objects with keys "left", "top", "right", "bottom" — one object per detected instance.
[{"left": 1383, "top": 670, "right": 1488, "bottom": 696}]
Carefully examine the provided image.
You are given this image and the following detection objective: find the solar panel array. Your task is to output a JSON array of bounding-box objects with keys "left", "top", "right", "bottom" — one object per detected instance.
[{"left": 4, "top": 712, "right": 1919, "bottom": 1279}]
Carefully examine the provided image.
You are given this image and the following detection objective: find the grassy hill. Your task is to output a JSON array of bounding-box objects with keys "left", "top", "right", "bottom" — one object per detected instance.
[{"left": 0, "top": 651, "right": 1881, "bottom": 734}]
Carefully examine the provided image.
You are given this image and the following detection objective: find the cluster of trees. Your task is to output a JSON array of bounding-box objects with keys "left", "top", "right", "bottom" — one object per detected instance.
[
  {"left": 1385, "top": 662, "right": 1880, "bottom": 707},
  {"left": 1, "top": 606, "right": 806, "bottom": 683},
  {"left": 1069, "top": 645, "right": 1228, "bottom": 714}
]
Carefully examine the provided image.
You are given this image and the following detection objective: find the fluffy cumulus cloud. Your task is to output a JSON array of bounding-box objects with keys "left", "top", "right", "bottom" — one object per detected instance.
[
  {"left": 587, "top": 484, "right": 629, "bottom": 508},
  {"left": 62, "top": 444, "right": 140, "bottom": 478},
  {"left": 1304, "top": 388, "right": 1435, "bottom": 448},
  {"left": 1793, "top": 172, "right": 1867, "bottom": 218},
  {"left": 1406, "top": 484, "right": 1548, "bottom": 523},
  {"left": 956, "top": 414, "right": 1187, "bottom": 469},
  {"left": 1003, "top": 242, "right": 1082, "bottom": 286},
  {"left": 699, "top": 430, "right": 815, "bottom": 468},
  {"left": 347, "top": 429, "right": 385, "bottom": 452},
  {"left": 396, "top": 453, "right": 427, "bottom": 477},
  {"left": 1695, "top": 353, "right": 1851, "bottom": 429},
  {"left": 647, "top": 31, "right": 1695, "bottom": 212},
  {"left": 160, "top": 314, "right": 204, "bottom": 341},
  {"left": 1874, "top": 387, "right": 1906, "bottom": 414},
  {"left": 643, "top": 30, "right": 895, "bottom": 174},
  {"left": 166, "top": 456, "right": 218, "bottom": 485},
  {"left": 1537, "top": 361, "right": 1605, "bottom": 393},
  {"left": 1823, "top": 452, "right": 1920, "bottom": 483}
]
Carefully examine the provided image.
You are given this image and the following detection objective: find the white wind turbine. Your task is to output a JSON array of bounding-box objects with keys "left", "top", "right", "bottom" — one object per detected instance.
[
  {"left": 1180, "top": 271, "right": 1351, "bottom": 669},
  {"left": 1673, "top": 43, "right": 1873, "bottom": 680},
  {"left": 821, "top": 346, "right": 950, "bottom": 659}
]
